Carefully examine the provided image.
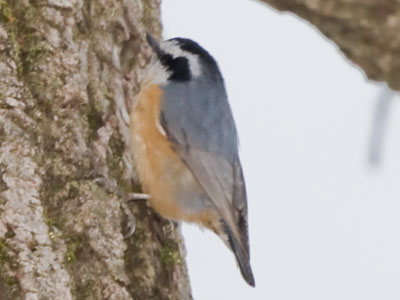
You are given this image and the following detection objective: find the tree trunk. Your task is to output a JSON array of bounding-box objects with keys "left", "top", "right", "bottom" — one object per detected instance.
[
  {"left": 0, "top": 0, "right": 192, "bottom": 299},
  {"left": 2, "top": 0, "right": 398, "bottom": 298},
  {"left": 259, "top": 0, "right": 400, "bottom": 91}
]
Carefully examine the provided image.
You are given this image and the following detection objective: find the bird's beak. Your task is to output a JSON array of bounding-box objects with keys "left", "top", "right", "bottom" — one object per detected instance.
[{"left": 146, "top": 32, "right": 162, "bottom": 56}]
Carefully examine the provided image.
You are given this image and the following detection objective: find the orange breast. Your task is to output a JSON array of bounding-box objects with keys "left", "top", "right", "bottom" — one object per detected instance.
[{"left": 131, "top": 84, "right": 212, "bottom": 224}]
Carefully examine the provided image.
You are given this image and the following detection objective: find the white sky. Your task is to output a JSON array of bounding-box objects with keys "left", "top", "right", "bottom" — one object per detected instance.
[{"left": 162, "top": 1, "right": 400, "bottom": 299}]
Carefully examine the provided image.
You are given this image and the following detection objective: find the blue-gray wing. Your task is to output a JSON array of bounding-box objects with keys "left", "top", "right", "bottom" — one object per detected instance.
[
  {"left": 161, "top": 78, "right": 253, "bottom": 284},
  {"left": 160, "top": 78, "right": 248, "bottom": 233}
]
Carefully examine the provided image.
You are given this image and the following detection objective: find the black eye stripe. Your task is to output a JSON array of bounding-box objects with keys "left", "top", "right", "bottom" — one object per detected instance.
[
  {"left": 160, "top": 53, "right": 191, "bottom": 82},
  {"left": 160, "top": 53, "right": 173, "bottom": 65}
]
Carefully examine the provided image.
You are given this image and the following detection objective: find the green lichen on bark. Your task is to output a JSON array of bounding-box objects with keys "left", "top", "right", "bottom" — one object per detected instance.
[
  {"left": 1, "top": 0, "right": 48, "bottom": 87},
  {"left": 0, "top": 239, "right": 21, "bottom": 300},
  {"left": 64, "top": 236, "right": 84, "bottom": 264},
  {"left": 160, "top": 240, "right": 183, "bottom": 267},
  {"left": 0, "top": 0, "right": 13, "bottom": 23}
]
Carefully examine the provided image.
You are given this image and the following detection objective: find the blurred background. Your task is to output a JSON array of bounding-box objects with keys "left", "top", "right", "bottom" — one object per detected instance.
[{"left": 162, "top": 0, "right": 400, "bottom": 299}]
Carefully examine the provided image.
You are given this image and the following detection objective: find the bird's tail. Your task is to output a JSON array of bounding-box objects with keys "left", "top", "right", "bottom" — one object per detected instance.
[{"left": 223, "top": 222, "right": 255, "bottom": 287}]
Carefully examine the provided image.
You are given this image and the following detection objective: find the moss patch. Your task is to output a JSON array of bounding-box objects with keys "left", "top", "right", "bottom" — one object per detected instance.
[
  {"left": 64, "top": 237, "right": 85, "bottom": 264},
  {"left": 64, "top": 234, "right": 99, "bottom": 300},
  {"left": 0, "top": 240, "right": 7, "bottom": 269},
  {"left": 2, "top": 0, "right": 49, "bottom": 103},
  {"left": 0, "top": 0, "right": 14, "bottom": 23},
  {"left": 74, "top": 278, "right": 96, "bottom": 300},
  {"left": 0, "top": 239, "right": 21, "bottom": 300},
  {"left": 160, "top": 240, "right": 182, "bottom": 267}
]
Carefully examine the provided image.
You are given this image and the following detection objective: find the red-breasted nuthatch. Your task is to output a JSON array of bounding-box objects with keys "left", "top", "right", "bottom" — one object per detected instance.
[{"left": 130, "top": 33, "right": 255, "bottom": 287}]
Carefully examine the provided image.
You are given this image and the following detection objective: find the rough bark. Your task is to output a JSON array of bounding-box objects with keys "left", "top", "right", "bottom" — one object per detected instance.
[
  {"left": 0, "top": 0, "right": 192, "bottom": 299},
  {"left": 259, "top": 0, "right": 400, "bottom": 91}
]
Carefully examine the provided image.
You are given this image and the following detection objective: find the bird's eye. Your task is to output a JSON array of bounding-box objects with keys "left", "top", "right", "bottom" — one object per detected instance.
[
  {"left": 158, "top": 53, "right": 191, "bottom": 82},
  {"left": 160, "top": 53, "right": 174, "bottom": 66},
  {"left": 168, "top": 56, "right": 191, "bottom": 81}
]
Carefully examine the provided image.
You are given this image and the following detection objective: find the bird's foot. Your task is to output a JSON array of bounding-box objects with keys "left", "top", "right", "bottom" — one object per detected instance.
[
  {"left": 122, "top": 201, "right": 136, "bottom": 239},
  {"left": 122, "top": 193, "right": 150, "bottom": 238},
  {"left": 126, "top": 192, "right": 150, "bottom": 202}
]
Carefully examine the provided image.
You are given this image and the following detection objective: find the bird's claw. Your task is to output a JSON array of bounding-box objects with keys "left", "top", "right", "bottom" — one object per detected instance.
[
  {"left": 122, "top": 201, "right": 136, "bottom": 239},
  {"left": 126, "top": 192, "right": 150, "bottom": 202},
  {"left": 122, "top": 193, "right": 150, "bottom": 238}
]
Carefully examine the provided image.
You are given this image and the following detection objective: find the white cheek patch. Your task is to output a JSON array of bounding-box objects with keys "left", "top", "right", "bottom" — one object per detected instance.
[
  {"left": 143, "top": 57, "right": 170, "bottom": 86},
  {"left": 161, "top": 41, "right": 202, "bottom": 77}
]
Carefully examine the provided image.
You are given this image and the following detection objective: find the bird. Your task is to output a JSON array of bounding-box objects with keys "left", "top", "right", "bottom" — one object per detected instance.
[{"left": 129, "top": 32, "right": 255, "bottom": 287}]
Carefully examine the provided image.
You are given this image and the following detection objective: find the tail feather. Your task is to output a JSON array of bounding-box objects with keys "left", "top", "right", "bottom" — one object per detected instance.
[{"left": 223, "top": 222, "right": 255, "bottom": 287}]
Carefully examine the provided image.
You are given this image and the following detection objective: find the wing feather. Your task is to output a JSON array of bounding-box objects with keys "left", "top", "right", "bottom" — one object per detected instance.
[
  {"left": 160, "top": 79, "right": 247, "bottom": 238},
  {"left": 160, "top": 77, "right": 254, "bottom": 285}
]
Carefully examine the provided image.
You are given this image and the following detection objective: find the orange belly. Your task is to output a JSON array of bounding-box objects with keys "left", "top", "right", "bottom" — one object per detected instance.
[{"left": 130, "top": 84, "right": 212, "bottom": 224}]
